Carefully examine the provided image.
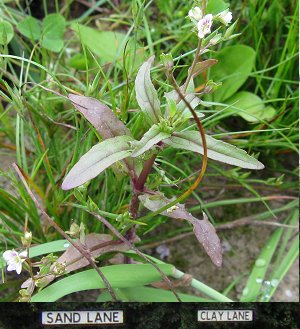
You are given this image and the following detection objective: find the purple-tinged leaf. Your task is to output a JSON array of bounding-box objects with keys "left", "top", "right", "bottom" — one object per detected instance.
[
  {"left": 135, "top": 56, "right": 162, "bottom": 125},
  {"left": 190, "top": 59, "right": 218, "bottom": 78},
  {"left": 67, "top": 94, "right": 140, "bottom": 176},
  {"left": 26, "top": 234, "right": 130, "bottom": 287},
  {"left": 139, "top": 192, "right": 222, "bottom": 267},
  {"left": 57, "top": 233, "right": 129, "bottom": 273},
  {"left": 131, "top": 124, "right": 171, "bottom": 157},
  {"left": 62, "top": 135, "right": 133, "bottom": 190},
  {"left": 164, "top": 131, "right": 264, "bottom": 170},
  {"left": 68, "top": 94, "right": 130, "bottom": 139}
]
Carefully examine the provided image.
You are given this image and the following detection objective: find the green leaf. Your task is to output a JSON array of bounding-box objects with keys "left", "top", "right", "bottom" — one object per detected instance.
[
  {"left": 41, "top": 14, "right": 65, "bottom": 52},
  {"left": 240, "top": 228, "right": 283, "bottom": 302},
  {"left": 71, "top": 24, "right": 122, "bottom": 62},
  {"left": 17, "top": 17, "right": 41, "bottom": 41},
  {"left": 29, "top": 240, "right": 68, "bottom": 257},
  {"left": 131, "top": 124, "right": 171, "bottom": 157},
  {"left": 97, "top": 286, "right": 210, "bottom": 302},
  {"left": 0, "top": 21, "right": 14, "bottom": 45},
  {"left": 208, "top": 45, "right": 256, "bottom": 102},
  {"left": 164, "top": 130, "right": 264, "bottom": 169},
  {"left": 31, "top": 264, "right": 174, "bottom": 302},
  {"left": 135, "top": 56, "right": 162, "bottom": 125},
  {"left": 62, "top": 135, "right": 134, "bottom": 190},
  {"left": 225, "top": 91, "right": 276, "bottom": 122},
  {"left": 206, "top": 0, "right": 229, "bottom": 15},
  {"left": 69, "top": 53, "right": 92, "bottom": 69}
]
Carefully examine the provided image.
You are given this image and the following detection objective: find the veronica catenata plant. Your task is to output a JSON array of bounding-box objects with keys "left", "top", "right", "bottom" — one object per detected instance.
[{"left": 61, "top": 2, "right": 263, "bottom": 269}]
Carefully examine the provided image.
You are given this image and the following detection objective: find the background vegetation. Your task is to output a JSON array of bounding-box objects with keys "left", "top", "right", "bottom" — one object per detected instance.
[{"left": 0, "top": 0, "right": 298, "bottom": 302}]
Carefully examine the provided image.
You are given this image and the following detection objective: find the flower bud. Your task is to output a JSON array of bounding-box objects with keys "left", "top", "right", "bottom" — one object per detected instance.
[
  {"left": 160, "top": 53, "right": 173, "bottom": 70},
  {"left": 216, "top": 9, "right": 233, "bottom": 26},
  {"left": 21, "top": 231, "right": 32, "bottom": 247},
  {"left": 188, "top": 6, "right": 203, "bottom": 24}
]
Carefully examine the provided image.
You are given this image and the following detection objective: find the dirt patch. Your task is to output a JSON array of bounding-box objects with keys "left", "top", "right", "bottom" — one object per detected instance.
[{"left": 160, "top": 225, "right": 299, "bottom": 302}]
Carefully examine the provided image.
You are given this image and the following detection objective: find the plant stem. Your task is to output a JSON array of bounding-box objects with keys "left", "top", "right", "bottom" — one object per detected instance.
[
  {"left": 127, "top": 153, "right": 158, "bottom": 241},
  {"left": 183, "top": 40, "right": 202, "bottom": 93},
  {"left": 12, "top": 163, "right": 117, "bottom": 302},
  {"left": 172, "top": 268, "right": 233, "bottom": 302}
]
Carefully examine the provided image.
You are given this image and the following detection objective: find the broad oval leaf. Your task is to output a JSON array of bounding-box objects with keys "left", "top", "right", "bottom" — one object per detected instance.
[
  {"left": 206, "top": 0, "right": 229, "bottom": 15},
  {"left": 131, "top": 124, "right": 171, "bottom": 157},
  {"left": 225, "top": 91, "right": 276, "bottom": 122},
  {"left": 208, "top": 45, "right": 256, "bottom": 102},
  {"left": 135, "top": 56, "right": 162, "bottom": 125},
  {"left": 17, "top": 17, "right": 41, "bottom": 41},
  {"left": 31, "top": 264, "right": 174, "bottom": 302},
  {"left": 139, "top": 192, "right": 222, "bottom": 267},
  {"left": 0, "top": 21, "right": 14, "bottom": 45},
  {"left": 71, "top": 24, "right": 144, "bottom": 69},
  {"left": 164, "top": 131, "right": 264, "bottom": 170},
  {"left": 62, "top": 135, "right": 133, "bottom": 190},
  {"left": 41, "top": 14, "right": 65, "bottom": 52}
]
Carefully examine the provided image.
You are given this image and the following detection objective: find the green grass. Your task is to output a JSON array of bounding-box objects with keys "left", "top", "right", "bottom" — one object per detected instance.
[{"left": 0, "top": 0, "right": 298, "bottom": 302}]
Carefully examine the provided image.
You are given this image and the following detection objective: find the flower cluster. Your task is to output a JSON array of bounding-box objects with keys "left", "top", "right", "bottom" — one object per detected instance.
[
  {"left": 188, "top": 6, "right": 232, "bottom": 39},
  {"left": 3, "top": 249, "right": 27, "bottom": 274}
]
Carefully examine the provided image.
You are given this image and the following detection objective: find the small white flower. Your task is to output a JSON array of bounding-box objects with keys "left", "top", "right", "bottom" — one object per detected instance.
[
  {"left": 24, "top": 231, "right": 32, "bottom": 240},
  {"left": 197, "top": 14, "right": 213, "bottom": 39},
  {"left": 188, "top": 6, "right": 203, "bottom": 23},
  {"left": 3, "top": 249, "right": 27, "bottom": 275},
  {"left": 216, "top": 9, "right": 233, "bottom": 25}
]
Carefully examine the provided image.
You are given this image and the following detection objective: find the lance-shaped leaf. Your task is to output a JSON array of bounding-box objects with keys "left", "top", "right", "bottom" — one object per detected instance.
[
  {"left": 135, "top": 56, "right": 162, "bottom": 125},
  {"left": 189, "top": 59, "right": 218, "bottom": 77},
  {"left": 68, "top": 94, "right": 140, "bottom": 175},
  {"left": 131, "top": 124, "right": 171, "bottom": 157},
  {"left": 62, "top": 135, "right": 133, "bottom": 190},
  {"left": 22, "top": 233, "right": 130, "bottom": 288},
  {"left": 68, "top": 94, "right": 130, "bottom": 139},
  {"left": 139, "top": 192, "right": 222, "bottom": 267},
  {"left": 164, "top": 131, "right": 264, "bottom": 170}
]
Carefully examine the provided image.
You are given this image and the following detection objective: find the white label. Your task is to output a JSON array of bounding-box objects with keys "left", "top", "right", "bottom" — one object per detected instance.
[
  {"left": 198, "top": 310, "right": 253, "bottom": 322},
  {"left": 42, "top": 311, "right": 123, "bottom": 325}
]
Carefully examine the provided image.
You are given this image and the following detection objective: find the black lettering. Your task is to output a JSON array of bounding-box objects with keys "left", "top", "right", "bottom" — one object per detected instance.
[
  {"left": 232, "top": 312, "right": 238, "bottom": 320},
  {"left": 46, "top": 313, "right": 53, "bottom": 324},
  {"left": 73, "top": 313, "right": 81, "bottom": 323},
  {"left": 55, "top": 313, "right": 62, "bottom": 323},
  {"left": 87, "top": 312, "right": 93, "bottom": 323},
  {"left": 103, "top": 312, "right": 112, "bottom": 322},
  {"left": 64, "top": 313, "right": 72, "bottom": 323},
  {"left": 113, "top": 312, "right": 119, "bottom": 322},
  {"left": 245, "top": 311, "right": 251, "bottom": 320},
  {"left": 211, "top": 312, "right": 217, "bottom": 320},
  {"left": 95, "top": 312, "right": 103, "bottom": 323},
  {"left": 200, "top": 312, "right": 206, "bottom": 320}
]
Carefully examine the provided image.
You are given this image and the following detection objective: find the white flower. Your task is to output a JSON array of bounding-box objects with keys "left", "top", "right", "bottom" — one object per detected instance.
[
  {"left": 216, "top": 9, "right": 233, "bottom": 25},
  {"left": 197, "top": 14, "right": 213, "bottom": 39},
  {"left": 3, "top": 250, "right": 27, "bottom": 275},
  {"left": 188, "top": 6, "right": 203, "bottom": 23}
]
